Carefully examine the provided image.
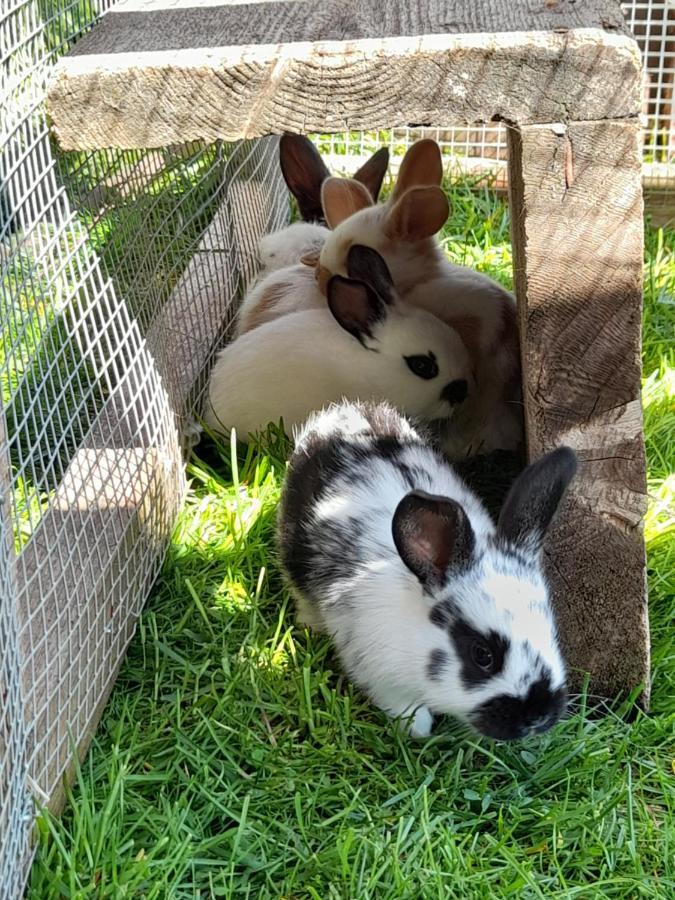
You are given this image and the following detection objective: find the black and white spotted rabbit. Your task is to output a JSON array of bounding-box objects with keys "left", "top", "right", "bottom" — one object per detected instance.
[{"left": 278, "top": 400, "right": 577, "bottom": 740}]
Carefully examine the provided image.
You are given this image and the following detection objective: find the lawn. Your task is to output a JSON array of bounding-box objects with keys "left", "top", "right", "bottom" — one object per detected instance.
[{"left": 28, "top": 181, "right": 674, "bottom": 898}]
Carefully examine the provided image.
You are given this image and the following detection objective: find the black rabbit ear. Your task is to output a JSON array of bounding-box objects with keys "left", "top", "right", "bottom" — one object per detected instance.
[
  {"left": 346, "top": 245, "right": 395, "bottom": 305},
  {"left": 353, "top": 147, "right": 389, "bottom": 202},
  {"left": 392, "top": 490, "right": 475, "bottom": 586},
  {"left": 279, "top": 134, "right": 331, "bottom": 223},
  {"left": 496, "top": 447, "right": 577, "bottom": 552},
  {"left": 326, "top": 275, "right": 387, "bottom": 342}
]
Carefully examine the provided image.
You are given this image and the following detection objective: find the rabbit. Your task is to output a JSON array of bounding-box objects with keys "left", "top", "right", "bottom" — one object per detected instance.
[
  {"left": 257, "top": 221, "right": 330, "bottom": 274},
  {"left": 237, "top": 261, "right": 325, "bottom": 335},
  {"left": 204, "top": 246, "right": 474, "bottom": 440},
  {"left": 316, "top": 140, "right": 523, "bottom": 455},
  {"left": 278, "top": 398, "right": 577, "bottom": 740}
]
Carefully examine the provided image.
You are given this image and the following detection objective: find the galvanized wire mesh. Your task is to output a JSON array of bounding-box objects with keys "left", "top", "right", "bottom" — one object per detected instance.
[
  {"left": 0, "top": 0, "right": 673, "bottom": 894},
  {"left": 1, "top": 2, "right": 288, "bottom": 893},
  {"left": 0, "top": 421, "right": 33, "bottom": 900}
]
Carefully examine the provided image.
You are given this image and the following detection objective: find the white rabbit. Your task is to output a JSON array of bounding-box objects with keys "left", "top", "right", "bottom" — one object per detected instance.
[
  {"left": 257, "top": 221, "right": 330, "bottom": 274},
  {"left": 205, "top": 246, "right": 474, "bottom": 440},
  {"left": 278, "top": 398, "right": 576, "bottom": 739},
  {"left": 317, "top": 140, "right": 523, "bottom": 455}
]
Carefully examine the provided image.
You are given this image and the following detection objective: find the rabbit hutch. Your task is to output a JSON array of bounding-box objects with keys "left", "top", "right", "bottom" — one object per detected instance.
[{"left": 2, "top": 0, "right": 673, "bottom": 890}]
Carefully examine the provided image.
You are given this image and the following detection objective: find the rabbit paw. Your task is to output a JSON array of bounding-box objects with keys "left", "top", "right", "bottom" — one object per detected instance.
[
  {"left": 391, "top": 704, "right": 433, "bottom": 739},
  {"left": 408, "top": 706, "right": 434, "bottom": 739}
]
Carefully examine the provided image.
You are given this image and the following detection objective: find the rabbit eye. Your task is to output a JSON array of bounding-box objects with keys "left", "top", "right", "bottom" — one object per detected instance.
[
  {"left": 471, "top": 642, "right": 494, "bottom": 672},
  {"left": 404, "top": 352, "right": 438, "bottom": 380}
]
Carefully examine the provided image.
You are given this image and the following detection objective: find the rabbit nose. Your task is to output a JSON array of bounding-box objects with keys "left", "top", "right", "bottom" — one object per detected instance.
[{"left": 441, "top": 379, "right": 468, "bottom": 406}]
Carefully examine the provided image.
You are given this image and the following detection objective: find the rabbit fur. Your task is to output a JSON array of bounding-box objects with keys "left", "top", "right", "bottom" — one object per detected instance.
[
  {"left": 257, "top": 221, "right": 330, "bottom": 274},
  {"left": 205, "top": 246, "right": 474, "bottom": 440},
  {"left": 279, "top": 133, "right": 389, "bottom": 225},
  {"left": 237, "top": 261, "right": 325, "bottom": 336},
  {"left": 238, "top": 137, "right": 389, "bottom": 333},
  {"left": 278, "top": 399, "right": 577, "bottom": 740}
]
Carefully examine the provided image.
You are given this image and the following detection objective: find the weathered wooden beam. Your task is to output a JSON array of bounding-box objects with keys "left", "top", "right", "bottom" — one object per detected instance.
[
  {"left": 146, "top": 138, "right": 289, "bottom": 425},
  {"left": 17, "top": 438, "right": 179, "bottom": 810},
  {"left": 13, "top": 301, "right": 185, "bottom": 808},
  {"left": 47, "top": 0, "right": 641, "bottom": 151},
  {"left": 507, "top": 119, "right": 650, "bottom": 703}
]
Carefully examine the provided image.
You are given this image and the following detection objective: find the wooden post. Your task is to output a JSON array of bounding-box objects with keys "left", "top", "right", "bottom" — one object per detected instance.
[{"left": 507, "top": 120, "right": 650, "bottom": 703}]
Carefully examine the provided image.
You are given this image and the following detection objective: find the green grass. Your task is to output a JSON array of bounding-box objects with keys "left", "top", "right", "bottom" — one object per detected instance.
[{"left": 28, "top": 185, "right": 674, "bottom": 899}]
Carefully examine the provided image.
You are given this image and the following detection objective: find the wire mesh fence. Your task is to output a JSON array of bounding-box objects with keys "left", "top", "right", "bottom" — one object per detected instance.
[
  {"left": 1, "top": 0, "right": 674, "bottom": 894},
  {"left": 1, "top": 2, "right": 288, "bottom": 892}
]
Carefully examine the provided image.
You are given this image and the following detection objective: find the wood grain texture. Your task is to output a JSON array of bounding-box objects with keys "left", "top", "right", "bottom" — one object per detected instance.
[
  {"left": 14, "top": 341, "right": 183, "bottom": 808},
  {"left": 47, "top": 0, "right": 641, "bottom": 150},
  {"left": 507, "top": 119, "right": 649, "bottom": 704},
  {"left": 17, "top": 436, "right": 178, "bottom": 810}
]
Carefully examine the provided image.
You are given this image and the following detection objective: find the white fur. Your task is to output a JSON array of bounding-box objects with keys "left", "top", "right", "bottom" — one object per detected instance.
[
  {"left": 257, "top": 222, "right": 330, "bottom": 272},
  {"left": 205, "top": 304, "right": 474, "bottom": 439},
  {"left": 284, "top": 402, "right": 568, "bottom": 737}
]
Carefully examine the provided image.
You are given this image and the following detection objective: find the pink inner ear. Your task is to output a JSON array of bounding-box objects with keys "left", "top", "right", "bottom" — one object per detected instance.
[
  {"left": 385, "top": 186, "right": 449, "bottom": 241},
  {"left": 409, "top": 533, "right": 436, "bottom": 566},
  {"left": 410, "top": 508, "right": 453, "bottom": 574},
  {"left": 391, "top": 139, "right": 444, "bottom": 200},
  {"left": 321, "top": 178, "right": 373, "bottom": 228}
]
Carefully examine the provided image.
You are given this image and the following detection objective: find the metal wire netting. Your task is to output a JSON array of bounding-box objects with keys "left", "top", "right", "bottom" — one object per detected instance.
[
  {"left": 1, "top": 1, "right": 289, "bottom": 892},
  {"left": 0, "top": 424, "right": 32, "bottom": 900},
  {"left": 1, "top": 0, "right": 674, "bottom": 895}
]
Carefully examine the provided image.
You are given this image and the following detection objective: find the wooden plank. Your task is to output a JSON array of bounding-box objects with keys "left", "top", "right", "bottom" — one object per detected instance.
[
  {"left": 17, "top": 438, "right": 179, "bottom": 808},
  {"left": 14, "top": 321, "right": 185, "bottom": 806},
  {"left": 46, "top": 0, "right": 641, "bottom": 151},
  {"left": 507, "top": 119, "right": 650, "bottom": 704}
]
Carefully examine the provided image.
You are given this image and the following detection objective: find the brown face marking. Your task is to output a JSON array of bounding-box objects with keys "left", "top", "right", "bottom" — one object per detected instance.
[
  {"left": 317, "top": 264, "right": 331, "bottom": 296},
  {"left": 239, "top": 280, "right": 294, "bottom": 333}
]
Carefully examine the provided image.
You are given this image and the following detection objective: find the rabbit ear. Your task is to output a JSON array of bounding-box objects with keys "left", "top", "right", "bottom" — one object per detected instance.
[
  {"left": 353, "top": 147, "right": 390, "bottom": 202},
  {"left": 321, "top": 177, "right": 373, "bottom": 228},
  {"left": 327, "top": 275, "right": 387, "bottom": 342},
  {"left": 279, "top": 134, "right": 331, "bottom": 223},
  {"left": 391, "top": 139, "right": 443, "bottom": 200},
  {"left": 393, "top": 490, "right": 476, "bottom": 586},
  {"left": 346, "top": 245, "right": 395, "bottom": 304},
  {"left": 497, "top": 447, "right": 577, "bottom": 552},
  {"left": 385, "top": 186, "right": 449, "bottom": 241}
]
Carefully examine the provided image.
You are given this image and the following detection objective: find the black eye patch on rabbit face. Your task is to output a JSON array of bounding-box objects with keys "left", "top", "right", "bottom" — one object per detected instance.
[
  {"left": 404, "top": 351, "right": 438, "bottom": 380},
  {"left": 404, "top": 353, "right": 468, "bottom": 408},
  {"left": 448, "top": 616, "right": 509, "bottom": 686}
]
